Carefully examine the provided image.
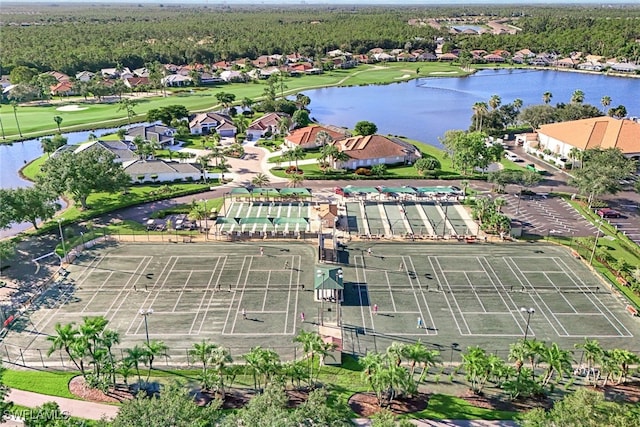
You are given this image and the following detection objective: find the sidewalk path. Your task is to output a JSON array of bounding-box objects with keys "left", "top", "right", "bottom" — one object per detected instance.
[{"left": 7, "top": 388, "right": 119, "bottom": 421}]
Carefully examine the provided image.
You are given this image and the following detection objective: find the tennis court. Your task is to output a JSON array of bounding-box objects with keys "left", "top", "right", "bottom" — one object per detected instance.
[
  {"left": 2, "top": 242, "right": 319, "bottom": 366},
  {"left": 3, "top": 241, "right": 638, "bottom": 368},
  {"left": 338, "top": 243, "right": 639, "bottom": 359}
]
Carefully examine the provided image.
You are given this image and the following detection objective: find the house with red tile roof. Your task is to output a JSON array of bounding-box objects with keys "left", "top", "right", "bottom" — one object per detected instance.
[
  {"left": 330, "top": 134, "right": 421, "bottom": 170},
  {"left": 45, "top": 71, "right": 71, "bottom": 83},
  {"left": 535, "top": 117, "right": 640, "bottom": 161},
  {"left": 50, "top": 81, "right": 76, "bottom": 96},
  {"left": 284, "top": 125, "right": 346, "bottom": 150},
  {"left": 124, "top": 77, "right": 150, "bottom": 89}
]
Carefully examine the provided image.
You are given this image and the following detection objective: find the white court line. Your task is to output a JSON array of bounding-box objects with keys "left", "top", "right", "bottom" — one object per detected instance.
[
  {"left": 105, "top": 256, "right": 152, "bottom": 321},
  {"left": 542, "top": 272, "right": 578, "bottom": 314},
  {"left": 502, "top": 257, "right": 561, "bottom": 337},
  {"left": 554, "top": 258, "right": 632, "bottom": 337},
  {"left": 75, "top": 255, "right": 104, "bottom": 286},
  {"left": 226, "top": 256, "right": 250, "bottom": 335},
  {"left": 384, "top": 271, "right": 397, "bottom": 312},
  {"left": 198, "top": 255, "right": 229, "bottom": 335},
  {"left": 128, "top": 256, "right": 178, "bottom": 336},
  {"left": 476, "top": 257, "right": 526, "bottom": 336},
  {"left": 463, "top": 271, "right": 486, "bottom": 312},
  {"left": 354, "top": 255, "right": 368, "bottom": 331},
  {"left": 189, "top": 256, "right": 222, "bottom": 335},
  {"left": 432, "top": 257, "right": 471, "bottom": 335},
  {"left": 407, "top": 256, "right": 436, "bottom": 335}
]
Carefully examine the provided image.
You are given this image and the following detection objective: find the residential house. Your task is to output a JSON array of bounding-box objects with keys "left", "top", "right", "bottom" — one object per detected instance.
[
  {"left": 124, "top": 160, "right": 202, "bottom": 183},
  {"left": 327, "top": 49, "right": 345, "bottom": 57},
  {"left": 219, "top": 70, "right": 246, "bottom": 83},
  {"left": 75, "top": 71, "right": 95, "bottom": 82},
  {"left": 577, "top": 61, "right": 604, "bottom": 72},
  {"left": 125, "top": 124, "right": 177, "bottom": 146},
  {"left": 610, "top": 62, "right": 639, "bottom": 73},
  {"left": 514, "top": 49, "right": 536, "bottom": 59},
  {"left": 212, "top": 61, "right": 232, "bottom": 71},
  {"left": 45, "top": 71, "right": 70, "bottom": 83},
  {"left": 124, "top": 77, "right": 150, "bottom": 90},
  {"left": 200, "top": 72, "right": 224, "bottom": 84},
  {"left": 101, "top": 67, "right": 132, "bottom": 79},
  {"left": 133, "top": 67, "right": 150, "bottom": 78},
  {"left": 246, "top": 112, "right": 291, "bottom": 141},
  {"left": 189, "top": 112, "right": 237, "bottom": 137},
  {"left": 329, "top": 134, "right": 421, "bottom": 170},
  {"left": 554, "top": 57, "right": 577, "bottom": 68},
  {"left": 416, "top": 52, "right": 437, "bottom": 61},
  {"left": 534, "top": 117, "right": 640, "bottom": 162},
  {"left": 373, "top": 52, "right": 395, "bottom": 62},
  {"left": 50, "top": 81, "right": 76, "bottom": 96},
  {"left": 74, "top": 140, "right": 138, "bottom": 163},
  {"left": 483, "top": 53, "right": 505, "bottom": 63},
  {"left": 438, "top": 53, "right": 458, "bottom": 61},
  {"left": 161, "top": 74, "right": 192, "bottom": 87},
  {"left": 284, "top": 125, "right": 346, "bottom": 150}
]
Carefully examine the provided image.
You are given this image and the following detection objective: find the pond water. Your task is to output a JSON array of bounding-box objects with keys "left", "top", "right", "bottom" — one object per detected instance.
[{"left": 305, "top": 68, "right": 639, "bottom": 147}]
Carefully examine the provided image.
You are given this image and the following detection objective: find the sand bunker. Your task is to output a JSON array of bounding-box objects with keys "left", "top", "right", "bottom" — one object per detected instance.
[
  {"left": 394, "top": 74, "right": 411, "bottom": 79},
  {"left": 56, "top": 104, "right": 88, "bottom": 112},
  {"left": 429, "top": 71, "right": 458, "bottom": 75}
]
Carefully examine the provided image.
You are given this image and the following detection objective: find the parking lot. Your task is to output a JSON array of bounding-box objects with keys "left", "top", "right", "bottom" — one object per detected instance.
[
  {"left": 500, "top": 193, "right": 597, "bottom": 238},
  {"left": 595, "top": 196, "right": 640, "bottom": 246}
]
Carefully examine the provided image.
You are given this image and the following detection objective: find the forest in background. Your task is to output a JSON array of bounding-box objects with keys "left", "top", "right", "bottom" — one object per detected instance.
[{"left": 1, "top": 3, "right": 639, "bottom": 75}]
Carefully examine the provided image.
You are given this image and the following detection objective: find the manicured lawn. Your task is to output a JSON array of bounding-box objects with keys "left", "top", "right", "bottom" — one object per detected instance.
[
  {"left": 3, "top": 370, "right": 77, "bottom": 399},
  {"left": 1, "top": 63, "right": 472, "bottom": 142},
  {"left": 410, "top": 393, "right": 517, "bottom": 420},
  {"left": 267, "top": 151, "right": 323, "bottom": 164}
]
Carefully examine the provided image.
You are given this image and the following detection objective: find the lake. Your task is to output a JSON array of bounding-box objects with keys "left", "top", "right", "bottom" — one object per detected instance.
[
  {"left": 1, "top": 69, "right": 638, "bottom": 191},
  {"left": 305, "top": 68, "right": 639, "bottom": 147}
]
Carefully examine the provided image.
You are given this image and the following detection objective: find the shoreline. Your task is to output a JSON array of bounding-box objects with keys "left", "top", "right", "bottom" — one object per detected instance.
[{"left": 1, "top": 64, "right": 637, "bottom": 144}]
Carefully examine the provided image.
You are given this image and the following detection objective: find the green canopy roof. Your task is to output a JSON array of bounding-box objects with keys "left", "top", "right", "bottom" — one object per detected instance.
[
  {"left": 343, "top": 186, "right": 380, "bottom": 195},
  {"left": 273, "top": 217, "right": 309, "bottom": 226},
  {"left": 380, "top": 186, "right": 416, "bottom": 194},
  {"left": 314, "top": 267, "right": 344, "bottom": 290},
  {"left": 279, "top": 188, "right": 311, "bottom": 196},
  {"left": 215, "top": 217, "right": 237, "bottom": 224},
  {"left": 237, "top": 217, "right": 273, "bottom": 225},
  {"left": 230, "top": 187, "right": 251, "bottom": 195},
  {"left": 251, "top": 188, "right": 280, "bottom": 196},
  {"left": 415, "top": 186, "right": 457, "bottom": 194}
]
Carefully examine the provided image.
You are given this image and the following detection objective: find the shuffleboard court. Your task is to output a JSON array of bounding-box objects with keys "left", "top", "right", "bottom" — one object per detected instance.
[{"left": 3, "top": 241, "right": 639, "bottom": 368}]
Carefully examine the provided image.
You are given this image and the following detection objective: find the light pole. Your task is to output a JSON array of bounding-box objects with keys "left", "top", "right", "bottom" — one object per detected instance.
[
  {"left": 336, "top": 268, "right": 343, "bottom": 326},
  {"left": 139, "top": 308, "right": 153, "bottom": 345},
  {"left": 57, "top": 218, "right": 67, "bottom": 264},
  {"left": 520, "top": 307, "right": 535, "bottom": 341},
  {"left": 589, "top": 221, "right": 603, "bottom": 266},
  {"left": 317, "top": 269, "right": 325, "bottom": 326},
  {"left": 201, "top": 198, "right": 209, "bottom": 240}
]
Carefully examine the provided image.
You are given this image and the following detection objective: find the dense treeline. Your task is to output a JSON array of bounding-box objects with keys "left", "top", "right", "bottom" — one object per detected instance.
[{"left": 1, "top": 4, "right": 639, "bottom": 75}]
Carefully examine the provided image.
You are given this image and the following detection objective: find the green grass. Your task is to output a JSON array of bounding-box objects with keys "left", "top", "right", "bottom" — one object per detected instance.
[
  {"left": 19, "top": 154, "right": 48, "bottom": 180},
  {"left": 3, "top": 370, "right": 77, "bottom": 399},
  {"left": 1, "top": 63, "right": 472, "bottom": 142},
  {"left": 267, "top": 151, "right": 323, "bottom": 164},
  {"left": 409, "top": 394, "right": 517, "bottom": 420}
]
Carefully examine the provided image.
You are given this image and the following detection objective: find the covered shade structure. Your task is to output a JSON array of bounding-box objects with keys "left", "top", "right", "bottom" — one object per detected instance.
[{"left": 314, "top": 266, "right": 344, "bottom": 302}]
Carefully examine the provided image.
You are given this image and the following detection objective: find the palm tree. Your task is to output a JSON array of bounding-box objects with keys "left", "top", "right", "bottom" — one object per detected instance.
[
  {"left": 494, "top": 197, "right": 507, "bottom": 213},
  {"left": 287, "top": 173, "right": 304, "bottom": 188},
  {"left": 522, "top": 339, "right": 546, "bottom": 382},
  {"left": 319, "top": 144, "right": 339, "bottom": 171},
  {"left": 117, "top": 358, "right": 135, "bottom": 388},
  {"left": 609, "top": 349, "right": 640, "bottom": 385},
  {"left": 251, "top": 172, "right": 271, "bottom": 188},
  {"left": 601, "top": 96, "right": 612, "bottom": 110},
  {"left": 315, "top": 130, "right": 334, "bottom": 147},
  {"left": 47, "top": 323, "right": 83, "bottom": 373},
  {"left": 144, "top": 340, "right": 168, "bottom": 381},
  {"left": 41, "top": 137, "right": 55, "bottom": 158},
  {"left": 295, "top": 93, "right": 311, "bottom": 110},
  {"left": 568, "top": 147, "right": 583, "bottom": 169},
  {"left": 571, "top": 89, "right": 585, "bottom": 104},
  {"left": 101, "top": 329, "right": 120, "bottom": 387},
  {"left": 539, "top": 342, "right": 573, "bottom": 386},
  {"left": 386, "top": 342, "right": 405, "bottom": 367},
  {"left": 125, "top": 345, "right": 146, "bottom": 385},
  {"left": 512, "top": 98, "right": 523, "bottom": 111},
  {"left": 189, "top": 340, "right": 217, "bottom": 391},
  {"left": 233, "top": 115, "right": 249, "bottom": 141},
  {"left": 542, "top": 91, "right": 553, "bottom": 104},
  {"left": 575, "top": 338, "right": 603, "bottom": 385},
  {"left": 278, "top": 116, "right": 292, "bottom": 136},
  {"left": 294, "top": 330, "right": 324, "bottom": 385},
  {"left": 488, "top": 94, "right": 502, "bottom": 111},
  {"left": 472, "top": 102, "right": 488, "bottom": 131},
  {"left": 359, "top": 351, "right": 384, "bottom": 391},
  {"left": 508, "top": 340, "right": 527, "bottom": 376},
  {"left": 209, "top": 345, "right": 233, "bottom": 399},
  {"left": 10, "top": 101, "right": 22, "bottom": 137},
  {"left": 401, "top": 340, "right": 439, "bottom": 380},
  {"left": 53, "top": 115, "right": 63, "bottom": 132},
  {"left": 461, "top": 346, "right": 490, "bottom": 394},
  {"left": 117, "top": 98, "right": 138, "bottom": 125}
]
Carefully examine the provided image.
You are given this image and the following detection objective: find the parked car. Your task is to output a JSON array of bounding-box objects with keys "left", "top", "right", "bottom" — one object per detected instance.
[
  {"left": 334, "top": 187, "right": 345, "bottom": 196},
  {"left": 596, "top": 208, "right": 621, "bottom": 218}
]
